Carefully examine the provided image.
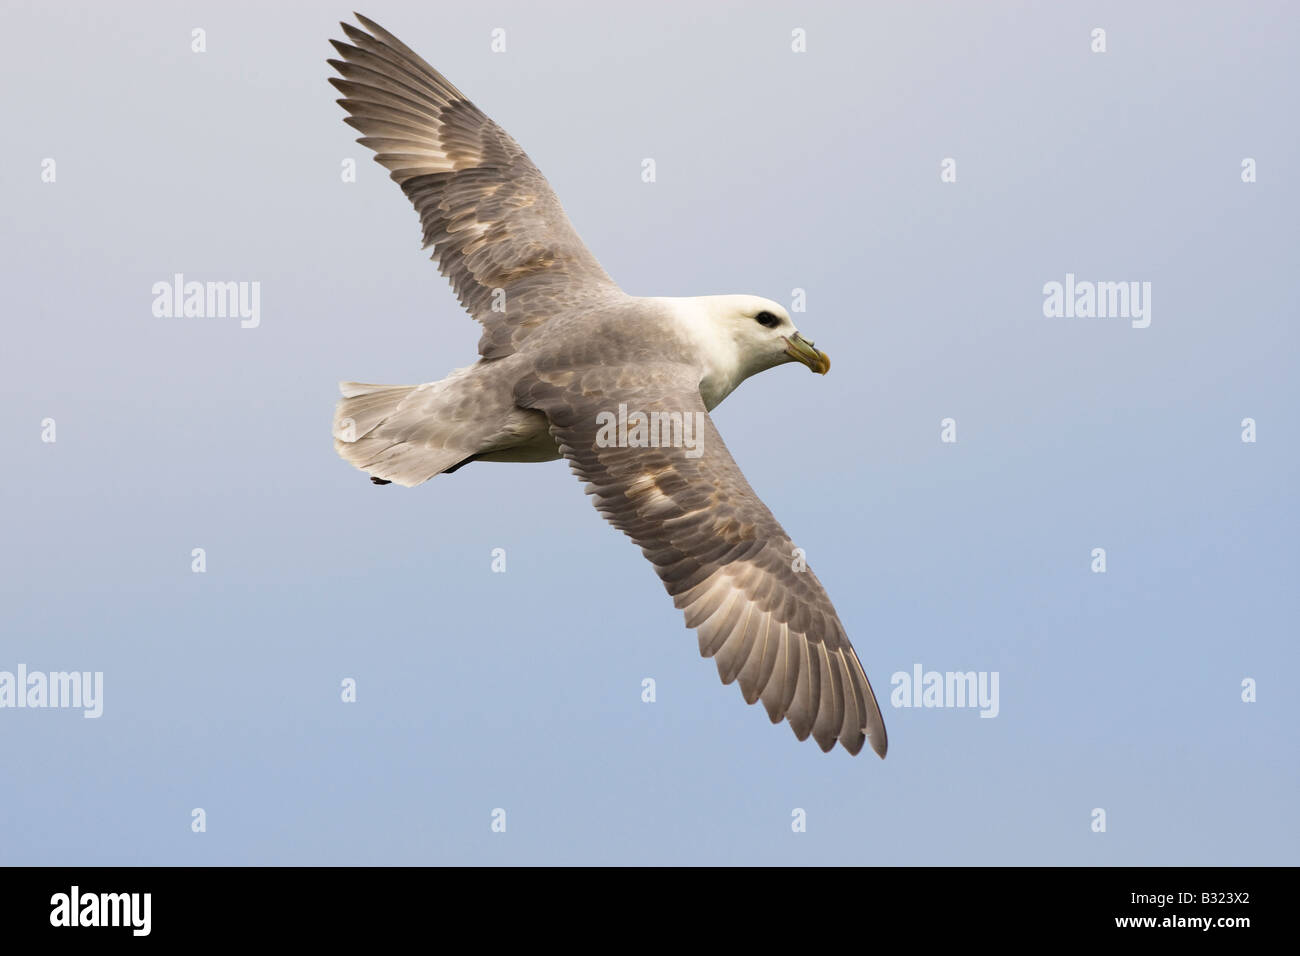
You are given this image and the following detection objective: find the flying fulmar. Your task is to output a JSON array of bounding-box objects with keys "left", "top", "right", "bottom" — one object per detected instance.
[{"left": 327, "top": 14, "right": 887, "bottom": 757}]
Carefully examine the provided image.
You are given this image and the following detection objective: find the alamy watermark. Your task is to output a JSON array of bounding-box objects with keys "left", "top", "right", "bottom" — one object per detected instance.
[
  {"left": 0, "top": 665, "right": 103, "bottom": 718},
  {"left": 1042, "top": 272, "right": 1151, "bottom": 328},
  {"left": 50, "top": 886, "right": 150, "bottom": 936},
  {"left": 151, "top": 273, "right": 260, "bottom": 328},
  {"left": 595, "top": 403, "right": 705, "bottom": 458},
  {"left": 890, "top": 663, "right": 999, "bottom": 718}
]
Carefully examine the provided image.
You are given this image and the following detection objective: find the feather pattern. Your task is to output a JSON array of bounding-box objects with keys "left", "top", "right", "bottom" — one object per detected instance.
[
  {"left": 517, "top": 366, "right": 887, "bottom": 757},
  {"left": 328, "top": 14, "right": 621, "bottom": 359}
]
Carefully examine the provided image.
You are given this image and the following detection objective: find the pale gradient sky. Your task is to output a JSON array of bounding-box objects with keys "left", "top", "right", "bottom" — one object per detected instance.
[{"left": 1, "top": 0, "right": 1296, "bottom": 865}]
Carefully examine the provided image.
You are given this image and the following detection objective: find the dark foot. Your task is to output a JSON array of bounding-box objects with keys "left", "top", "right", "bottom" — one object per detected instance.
[
  {"left": 443, "top": 454, "right": 480, "bottom": 475},
  {"left": 370, "top": 476, "right": 391, "bottom": 485}
]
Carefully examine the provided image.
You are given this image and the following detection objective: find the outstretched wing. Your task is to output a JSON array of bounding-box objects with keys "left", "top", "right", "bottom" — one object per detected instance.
[
  {"left": 519, "top": 366, "right": 888, "bottom": 757},
  {"left": 328, "top": 15, "right": 622, "bottom": 359}
]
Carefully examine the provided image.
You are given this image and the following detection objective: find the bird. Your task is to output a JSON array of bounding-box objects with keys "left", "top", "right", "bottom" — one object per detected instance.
[{"left": 327, "top": 13, "right": 888, "bottom": 757}]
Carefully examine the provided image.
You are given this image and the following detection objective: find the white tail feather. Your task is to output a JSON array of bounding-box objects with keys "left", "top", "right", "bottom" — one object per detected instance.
[{"left": 333, "top": 381, "right": 471, "bottom": 487}]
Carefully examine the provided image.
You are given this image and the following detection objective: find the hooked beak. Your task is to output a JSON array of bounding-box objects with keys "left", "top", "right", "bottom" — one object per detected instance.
[{"left": 784, "top": 332, "right": 831, "bottom": 374}]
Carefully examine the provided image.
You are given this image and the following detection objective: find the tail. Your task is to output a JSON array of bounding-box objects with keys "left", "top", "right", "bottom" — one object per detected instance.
[{"left": 332, "top": 381, "right": 472, "bottom": 487}]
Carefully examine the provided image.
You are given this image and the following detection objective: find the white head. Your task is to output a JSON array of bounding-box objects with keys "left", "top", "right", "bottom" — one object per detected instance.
[{"left": 660, "top": 294, "right": 831, "bottom": 409}]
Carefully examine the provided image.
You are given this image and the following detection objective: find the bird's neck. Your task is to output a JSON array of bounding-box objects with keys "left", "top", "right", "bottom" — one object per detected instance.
[{"left": 649, "top": 296, "right": 745, "bottom": 411}]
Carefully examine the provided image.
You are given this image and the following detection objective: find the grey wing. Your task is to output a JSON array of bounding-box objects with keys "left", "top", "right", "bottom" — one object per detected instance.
[
  {"left": 328, "top": 15, "right": 622, "bottom": 359},
  {"left": 518, "top": 366, "right": 888, "bottom": 757}
]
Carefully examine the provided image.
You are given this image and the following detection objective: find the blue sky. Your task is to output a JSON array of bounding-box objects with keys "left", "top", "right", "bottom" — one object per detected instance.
[{"left": 2, "top": 0, "right": 1296, "bottom": 864}]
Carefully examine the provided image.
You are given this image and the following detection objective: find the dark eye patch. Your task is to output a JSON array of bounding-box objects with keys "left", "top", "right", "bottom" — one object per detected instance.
[{"left": 754, "top": 311, "right": 781, "bottom": 328}]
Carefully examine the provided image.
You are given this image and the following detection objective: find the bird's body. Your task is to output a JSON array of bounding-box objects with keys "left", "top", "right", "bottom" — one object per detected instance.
[
  {"left": 329, "top": 15, "right": 888, "bottom": 757},
  {"left": 336, "top": 294, "right": 799, "bottom": 479}
]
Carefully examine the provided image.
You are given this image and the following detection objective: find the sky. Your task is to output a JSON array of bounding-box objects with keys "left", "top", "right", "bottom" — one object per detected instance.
[{"left": 1, "top": 0, "right": 1296, "bottom": 865}]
